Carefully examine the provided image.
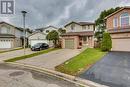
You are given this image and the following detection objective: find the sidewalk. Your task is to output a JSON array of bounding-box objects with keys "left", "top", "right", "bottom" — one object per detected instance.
[{"left": 0, "top": 48, "right": 36, "bottom": 61}]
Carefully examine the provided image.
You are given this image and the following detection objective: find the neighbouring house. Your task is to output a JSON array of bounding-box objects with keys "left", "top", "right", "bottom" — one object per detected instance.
[
  {"left": 61, "top": 21, "right": 95, "bottom": 49},
  {"left": 29, "top": 26, "right": 59, "bottom": 47},
  {"left": 28, "top": 32, "right": 48, "bottom": 47},
  {"left": 0, "top": 21, "right": 32, "bottom": 49},
  {"left": 105, "top": 7, "right": 130, "bottom": 51},
  {"left": 35, "top": 26, "right": 58, "bottom": 34}
]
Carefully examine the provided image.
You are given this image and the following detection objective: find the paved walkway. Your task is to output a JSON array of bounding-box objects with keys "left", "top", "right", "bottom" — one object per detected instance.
[
  {"left": 18, "top": 49, "right": 82, "bottom": 70},
  {"left": 0, "top": 48, "right": 35, "bottom": 61}
]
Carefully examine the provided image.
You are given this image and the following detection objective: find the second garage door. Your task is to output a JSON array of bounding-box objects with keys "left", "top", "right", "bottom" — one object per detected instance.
[
  {"left": 112, "top": 38, "right": 130, "bottom": 51},
  {"left": 65, "top": 39, "right": 74, "bottom": 49},
  {"left": 30, "top": 40, "right": 48, "bottom": 47},
  {"left": 0, "top": 40, "right": 12, "bottom": 48}
]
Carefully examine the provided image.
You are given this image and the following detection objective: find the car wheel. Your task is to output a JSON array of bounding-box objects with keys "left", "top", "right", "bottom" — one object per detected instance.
[{"left": 31, "top": 48, "right": 33, "bottom": 51}]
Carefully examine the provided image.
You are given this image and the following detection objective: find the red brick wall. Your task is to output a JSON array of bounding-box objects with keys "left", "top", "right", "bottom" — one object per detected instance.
[{"left": 106, "top": 8, "right": 130, "bottom": 30}]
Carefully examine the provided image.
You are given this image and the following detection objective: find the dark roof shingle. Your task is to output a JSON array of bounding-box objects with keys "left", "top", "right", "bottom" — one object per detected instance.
[
  {"left": 64, "top": 21, "right": 95, "bottom": 27},
  {"left": 0, "top": 34, "right": 15, "bottom": 38},
  {"left": 61, "top": 31, "right": 94, "bottom": 36}
]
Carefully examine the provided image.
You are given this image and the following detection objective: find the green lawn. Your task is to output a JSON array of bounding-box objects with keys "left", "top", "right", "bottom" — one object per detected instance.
[
  {"left": 55, "top": 48, "right": 107, "bottom": 75},
  {"left": 5, "top": 48, "right": 59, "bottom": 62},
  {"left": 0, "top": 47, "right": 23, "bottom": 54}
]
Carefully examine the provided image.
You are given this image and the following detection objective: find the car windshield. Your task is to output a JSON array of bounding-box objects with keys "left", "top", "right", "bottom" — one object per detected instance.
[{"left": 34, "top": 43, "right": 43, "bottom": 47}]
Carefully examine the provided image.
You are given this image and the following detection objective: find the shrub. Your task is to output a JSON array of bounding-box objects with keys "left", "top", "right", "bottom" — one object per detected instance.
[{"left": 101, "top": 32, "right": 112, "bottom": 51}]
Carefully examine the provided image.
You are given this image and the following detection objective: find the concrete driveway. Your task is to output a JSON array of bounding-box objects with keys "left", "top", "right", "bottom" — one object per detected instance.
[
  {"left": 18, "top": 49, "right": 81, "bottom": 70},
  {"left": 80, "top": 51, "right": 130, "bottom": 87},
  {"left": 0, "top": 48, "right": 35, "bottom": 61}
]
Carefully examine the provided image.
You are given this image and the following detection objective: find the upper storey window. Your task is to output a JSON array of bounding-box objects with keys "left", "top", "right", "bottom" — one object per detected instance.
[
  {"left": 82, "top": 26, "right": 86, "bottom": 30},
  {"left": 0, "top": 26, "right": 9, "bottom": 34},
  {"left": 113, "top": 17, "right": 118, "bottom": 28},
  {"left": 71, "top": 23, "right": 75, "bottom": 30},
  {"left": 120, "top": 12, "right": 130, "bottom": 27}
]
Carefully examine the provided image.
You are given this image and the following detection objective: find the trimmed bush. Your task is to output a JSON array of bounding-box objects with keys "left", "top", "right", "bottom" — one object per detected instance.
[{"left": 101, "top": 33, "right": 112, "bottom": 51}]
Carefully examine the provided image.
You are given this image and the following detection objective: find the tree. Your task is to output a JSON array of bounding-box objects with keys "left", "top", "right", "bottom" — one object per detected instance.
[
  {"left": 101, "top": 33, "right": 112, "bottom": 51},
  {"left": 46, "top": 30, "right": 59, "bottom": 47},
  {"left": 58, "top": 28, "right": 66, "bottom": 34},
  {"left": 95, "top": 7, "right": 121, "bottom": 42}
]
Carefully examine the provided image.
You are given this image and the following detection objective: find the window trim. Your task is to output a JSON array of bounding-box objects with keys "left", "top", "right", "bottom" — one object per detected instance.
[
  {"left": 1, "top": 26, "right": 9, "bottom": 34},
  {"left": 120, "top": 12, "right": 130, "bottom": 27},
  {"left": 113, "top": 17, "right": 118, "bottom": 28},
  {"left": 71, "top": 23, "right": 75, "bottom": 31},
  {"left": 82, "top": 26, "right": 86, "bottom": 30},
  {"left": 46, "top": 30, "right": 49, "bottom": 33}
]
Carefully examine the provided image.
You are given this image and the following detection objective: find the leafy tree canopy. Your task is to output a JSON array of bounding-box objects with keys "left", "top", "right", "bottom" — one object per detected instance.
[
  {"left": 46, "top": 30, "right": 59, "bottom": 47},
  {"left": 46, "top": 30, "right": 59, "bottom": 41},
  {"left": 58, "top": 28, "right": 66, "bottom": 34},
  {"left": 95, "top": 7, "right": 121, "bottom": 41}
]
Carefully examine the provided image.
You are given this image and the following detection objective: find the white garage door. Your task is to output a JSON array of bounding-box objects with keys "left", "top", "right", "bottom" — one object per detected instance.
[
  {"left": 0, "top": 40, "right": 12, "bottom": 48},
  {"left": 30, "top": 40, "right": 48, "bottom": 47},
  {"left": 65, "top": 39, "right": 74, "bottom": 49},
  {"left": 112, "top": 38, "right": 130, "bottom": 51}
]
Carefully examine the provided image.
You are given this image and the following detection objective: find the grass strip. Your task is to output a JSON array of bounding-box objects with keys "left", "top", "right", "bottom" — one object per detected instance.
[
  {"left": 0, "top": 48, "right": 23, "bottom": 54},
  {"left": 5, "top": 48, "right": 59, "bottom": 62},
  {"left": 55, "top": 48, "right": 107, "bottom": 75}
]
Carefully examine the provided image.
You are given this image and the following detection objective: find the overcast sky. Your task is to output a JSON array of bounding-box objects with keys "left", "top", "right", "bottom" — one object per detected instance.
[{"left": 0, "top": 0, "right": 130, "bottom": 30}]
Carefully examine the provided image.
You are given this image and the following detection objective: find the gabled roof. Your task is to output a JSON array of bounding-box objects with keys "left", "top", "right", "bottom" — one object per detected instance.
[
  {"left": 28, "top": 32, "right": 46, "bottom": 37},
  {"left": 64, "top": 21, "right": 95, "bottom": 27},
  {"left": 0, "top": 21, "right": 23, "bottom": 31},
  {"left": 0, "top": 21, "right": 32, "bottom": 33},
  {"left": 0, "top": 34, "right": 15, "bottom": 38},
  {"left": 35, "top": 26, "right": 58, "bottom": 31},
  {"left": 105, "top": 6, "right": 130, "bottom": 19}
]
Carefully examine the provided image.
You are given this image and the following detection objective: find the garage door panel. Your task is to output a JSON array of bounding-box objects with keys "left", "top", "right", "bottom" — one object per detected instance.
[
  {"left": 112, "top": 39, "right": 130, "bottom": 51},
  {"left": 30, "top": 40, "right": 48, "bottom": 47},
  {"left": 0, "top": 40, "right": 12, "bottom": 48},
  {"left": 65, "top": 39, "right": 74, "bottom": 49}
]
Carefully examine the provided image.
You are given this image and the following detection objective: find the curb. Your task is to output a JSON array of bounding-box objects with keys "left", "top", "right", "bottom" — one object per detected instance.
[{"left": 6, "top": 62, "right": 109, "bottom": 87}]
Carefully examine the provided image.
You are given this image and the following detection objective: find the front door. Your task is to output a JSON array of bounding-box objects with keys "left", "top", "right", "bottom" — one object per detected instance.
[{"left": 82, "top": 36, "right": 87, "bottom": 44}]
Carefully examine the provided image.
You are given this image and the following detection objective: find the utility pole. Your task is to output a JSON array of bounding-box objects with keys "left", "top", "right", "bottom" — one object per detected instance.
[{"left": 21, "top": 11, "right": 27, "bottom": 55}]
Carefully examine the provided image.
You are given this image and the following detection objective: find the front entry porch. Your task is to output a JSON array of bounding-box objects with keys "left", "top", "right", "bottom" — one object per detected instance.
[{"left": 79, "top": 36, "right": 94, "bottom": 48}]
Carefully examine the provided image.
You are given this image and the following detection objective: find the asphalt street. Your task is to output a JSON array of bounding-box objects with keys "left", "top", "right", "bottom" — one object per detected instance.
[{"left": 0, "top": 63, "right": 80, "bottom": 87}]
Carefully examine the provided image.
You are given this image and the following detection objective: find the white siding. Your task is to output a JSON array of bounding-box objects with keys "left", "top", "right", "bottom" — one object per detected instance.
[
  {"left": 0, "top": 23, "right": 23, "bottom": 38},
  {"left": 29, "top": 33, "right": 46, "bottom": 40},
  {"left": 15, "top": 29, "right": 22, "bottom": 38},
  {"left": 43, "top": 27, "right": 58, "bottom": 34}
]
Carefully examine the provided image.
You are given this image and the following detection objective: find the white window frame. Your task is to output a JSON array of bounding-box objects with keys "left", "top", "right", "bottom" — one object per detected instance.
[
  {"left": 119, "top": 12, "right": 130, "bottom": 27},
  {"left": 1, "top": 26, "right": 9, "bottom": 34},
  {"left": 82, "top": 26, "right": 86, "bottom": 30},
  {"left": 71, "top": 23, "right": 75, "bottom": 31},
  {"left": 113, "top": 17, "right": 118, "bottom": 28}
]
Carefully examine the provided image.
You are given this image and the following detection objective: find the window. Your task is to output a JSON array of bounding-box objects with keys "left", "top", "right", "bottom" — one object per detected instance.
[
  {"left": 113, "top": 17, "right": 118, "bottom": 28},
  {"left": 82, "top": 26, "right": 86, "bottom": 30},
  {"left": 46, "top": 30, "right": 49, "bottom": 33},
  {"left": 83, "top": 36, "right": 87, "bottom": 41},
  {"left": 71, "top": 23, "right": 75, "bottom": 30},
  {"left": 120, "top": 12, "right": 130, "bottom": 27},
  {"left": 88, "top": 25, "right": 90, "bottom": 29},
  {"left": 1, "top": 26, "right": 8, "bottom": 34}
]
